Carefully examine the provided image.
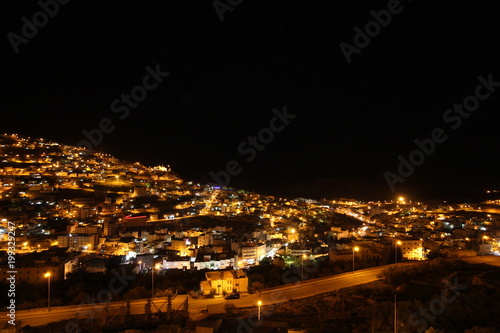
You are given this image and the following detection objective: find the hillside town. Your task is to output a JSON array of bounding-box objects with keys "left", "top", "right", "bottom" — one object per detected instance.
[{"left": 1, "top": 133, "right": 499, "bottom": 296}]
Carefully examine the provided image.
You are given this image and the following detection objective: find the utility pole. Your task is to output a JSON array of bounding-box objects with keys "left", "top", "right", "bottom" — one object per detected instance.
[
  {"left": 167, "top": 293, "right": 172, "bottom": 321},
  {"left": 371, "top": 301, "right": 376, "bottom": 333},
  {"left": 184, "top": 297, "right": 189, "bottom": 326},
  {"left": 394, "top": 293, "right": 397, "bottom": 333}
]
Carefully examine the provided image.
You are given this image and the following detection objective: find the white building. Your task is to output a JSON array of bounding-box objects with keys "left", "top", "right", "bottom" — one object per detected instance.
[
  {"left": 396, "top": 239, "right": 425, "bottom": 260},
  {"left": 57, "top": 233, "right": 98, "bottom": 250},
  {"left": 193, "top": 257, "right": 235, "bottom": 270},
  {"left": 288, "top": 249, "right": 311, "bottom": 257},
  {"left": 161, "top": 259, "right": 191, "bottom": 270},
  {"left": 241, "top": 244, "right": 267, "bottom": 265}
]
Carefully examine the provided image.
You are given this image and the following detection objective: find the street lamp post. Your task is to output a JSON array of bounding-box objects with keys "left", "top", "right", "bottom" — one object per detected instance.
[
  {"left": 257, "top": 300, "right": 262, "bottom": 321},
  {"left": 395, "top": 240, "right": 402, "bottom": 264},
  {"left": 301, "top": 254, "right": 307, "bottom": 281},
  {"left": 151, "top": 263, "right": 160, "bottom": 299},
  {"left": 394, "top": 293, "right": 397, "bottom": 333},
  {"left": 352, "top": 246, "right": 359, "bottom": 273},
  {"left": 151, "top": 264, "right": 155, "bottom": 299},
  {"left": 44, "top": 273, "right": 51, "bottom": 312}
]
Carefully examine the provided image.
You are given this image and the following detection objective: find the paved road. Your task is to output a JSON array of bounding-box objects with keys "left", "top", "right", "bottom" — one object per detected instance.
[
  {"left": 3, "top": 296, "right": 222, "bottom": 328},
  {"left": 3, "top": 256, "right": 500, "bottom": 328},
  {"left": 206, "top": 264, "right": 387, "bottom": 314},
  {"left": 0, "top": 265, "right": 389, "bottom": 328}
]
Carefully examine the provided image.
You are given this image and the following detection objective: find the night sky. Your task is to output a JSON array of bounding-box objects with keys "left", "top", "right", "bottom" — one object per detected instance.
[{"left": 2, "top": 1, "right": 500, "bottom": 201}]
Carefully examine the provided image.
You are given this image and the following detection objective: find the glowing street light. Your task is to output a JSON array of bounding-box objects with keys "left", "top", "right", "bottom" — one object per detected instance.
[
  {"left": 257, "top": 300, "right": 262, "bottom": 321},
  {"left": 352, "top": 246, "right": 359, "bottom": 273},
  {"left": 483, "top": 235, "right": 489, "bottom": 244},
  {"left": 395, "top": 240, "right": 402, "bottom": 264},
  {"left": 44, "top": 273, "right": 51, "bottom": 312},
  {"left": 151, "top": 263, "right": 161, "bottom": 299},
  {"left": 301, "top": 254, "right": 307, "bottom": 281}
]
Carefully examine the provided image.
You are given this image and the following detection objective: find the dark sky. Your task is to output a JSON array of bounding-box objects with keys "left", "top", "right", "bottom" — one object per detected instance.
[{"left": 2, "top": 1, "right": 500, "bottom": 201}]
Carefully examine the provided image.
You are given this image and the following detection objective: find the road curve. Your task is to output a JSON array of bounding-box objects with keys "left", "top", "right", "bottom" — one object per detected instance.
[{"left": 3, "top": 256, "right": 499, "bottom": 327}]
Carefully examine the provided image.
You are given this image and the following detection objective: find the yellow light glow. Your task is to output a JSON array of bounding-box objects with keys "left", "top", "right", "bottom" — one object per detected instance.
[
  {"left": 353, "top": 246, "right": 359, "bottom": 252},
  {"left": 397, "top": 240, "right": 402, "bottom": 245},
  {"left": 257, "top": 300, "right": 262, "bottom": 306},
  {"left": 291, "top": 228, "right": 296, "bottom": 234},
  {"left": 44, "top": 273, "right": 51, "bottom": 278},
  {"left": 483, "top": 236, "right": 489, "bottom": 240}
]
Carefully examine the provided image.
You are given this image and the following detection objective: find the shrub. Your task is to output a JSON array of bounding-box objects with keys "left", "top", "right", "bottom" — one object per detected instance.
[
  {"left": 224, "top": 302, "right": 237, "bottom": 317},
  {"left": 189, "top": 290, "right": 201, "bottom": 299}
]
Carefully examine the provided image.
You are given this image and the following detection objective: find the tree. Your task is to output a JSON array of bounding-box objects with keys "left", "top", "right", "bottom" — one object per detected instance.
[
  {"left": 224, "top": 302, "right": 237, "bottom": 317},
  {"left": 69, "top": 291, "right": 91, "bottom": 305},
  {"left": 124, "top": 286, "right": 149, "bottom": 300},
  {"left": 249, "top": 281, "right": 266, "bottom": 294}
]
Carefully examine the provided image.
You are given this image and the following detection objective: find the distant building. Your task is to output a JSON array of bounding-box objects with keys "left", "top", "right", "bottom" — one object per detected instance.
[
  {"left": 196, "top": 233, "right": 213, "bottom": 247},
  {"left": 124, "top": 215, "right": 147, "bottom": 228},
  {"left": 396, "top": 239, "right": 425, "bottom": 260},
  {"left": 73, "top": 225, "right": 101, "bottom": 235},
  {"left": 5, "top": 262, "right": 64, "bottom": 283},
  {"left": 193, "top": 253, "right": 238, "bottom": 270},
  {"left": 133, "top": 186, "right": 147, "bottom": 197},
  {"left": 168, "top": 238, "right": 194, "bottom": 256},
  {"left": 354, "top": 241, "right": 390, "bottom": 263},
  {"left": 103, "top": 221, "right": 117, "bottom": 237},
  {"left": 161, "top": 259, "right": 191, "bottom": 270},
  {"left": 240, "top": 244, "right": 266, "bottom": 265},
  {"left": 200, "top": 270, "right": 248, "bottom": 295},
  {"left": 288, "top": 249, "right": 311, "bottom": 257},
  {"left": 57, "top": 233, "right": 98, "bottom": 250},
  {"left": 328, "top": 227, "right": 350, "bottom": 240}
]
